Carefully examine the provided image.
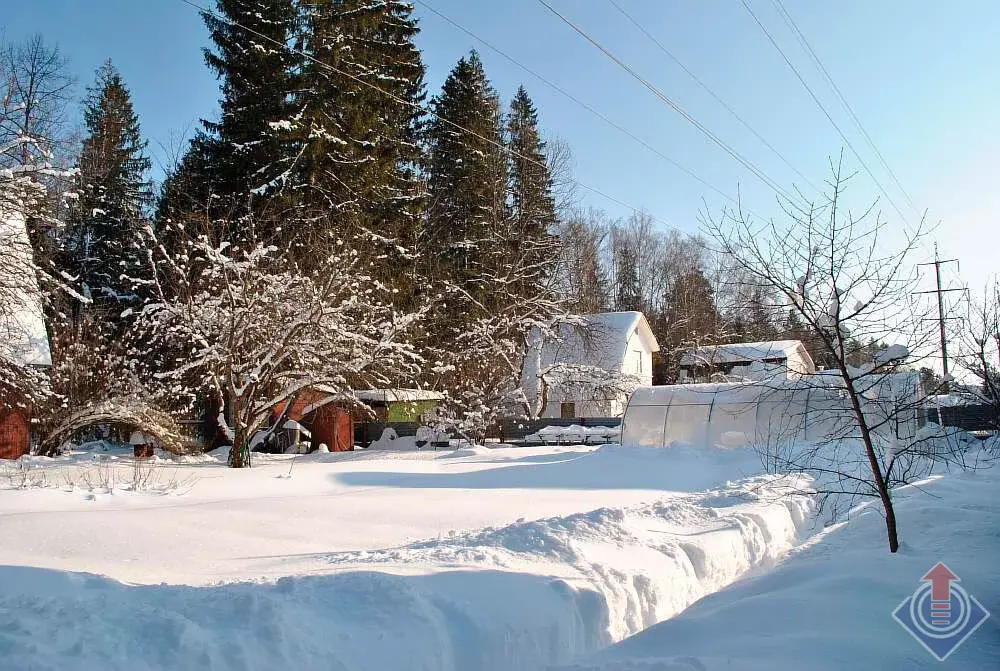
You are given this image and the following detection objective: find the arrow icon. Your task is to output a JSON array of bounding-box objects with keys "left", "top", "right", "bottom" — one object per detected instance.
[
  {"left": 894, "top": 561, "right": 990, "bottom": 661},
  {"left": 923, "top": 562, "right": 959, "bottom": 601}
]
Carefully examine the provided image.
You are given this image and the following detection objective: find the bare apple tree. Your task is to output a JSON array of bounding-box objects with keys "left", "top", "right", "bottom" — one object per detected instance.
[{"left": 706, "top": 162, "right": 942, "bottom": 553}]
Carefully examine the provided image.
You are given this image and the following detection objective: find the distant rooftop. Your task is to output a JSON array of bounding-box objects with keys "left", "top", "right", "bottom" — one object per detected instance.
[{"left": 680, "top": 340, "right": 806, "bottom": 367}]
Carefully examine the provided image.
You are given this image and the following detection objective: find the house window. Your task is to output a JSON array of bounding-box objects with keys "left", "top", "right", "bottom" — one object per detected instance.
[{"left": 560, "top": 402, "right": 575, "bottom": 419}]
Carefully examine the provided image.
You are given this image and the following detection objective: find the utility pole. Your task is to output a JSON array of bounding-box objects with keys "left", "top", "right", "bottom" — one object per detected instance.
[{"left": 916, "top": 244, "right": 964, "bottom": 390}]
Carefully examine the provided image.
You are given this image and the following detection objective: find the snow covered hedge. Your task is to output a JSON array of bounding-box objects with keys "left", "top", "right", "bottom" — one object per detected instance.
[{"left": 38, "top": 398, "right": 200, "bottom": 456}]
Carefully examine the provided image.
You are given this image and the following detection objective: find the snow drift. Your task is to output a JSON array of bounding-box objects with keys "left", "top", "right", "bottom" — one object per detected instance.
[
  {"left": 558, "top": 453, "right": 1000, "bottom": 671},
  {"left": 0, "top": 446, "right": 815, "bottom": 671}
]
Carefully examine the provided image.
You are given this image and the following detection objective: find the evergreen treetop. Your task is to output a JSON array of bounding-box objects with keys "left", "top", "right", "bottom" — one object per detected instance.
[
  {"left": 425, "top": 51, "right": 507, "bottom": 290},
  {"left": 199, "top": 0, "right": 298, "bottom": 205},
  {"left": 66, "top": 59, "right": 151, "bottom": 314}
]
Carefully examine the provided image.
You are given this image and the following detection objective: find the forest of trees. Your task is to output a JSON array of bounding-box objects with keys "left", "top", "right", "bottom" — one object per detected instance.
[{"left": 1, "top": 0, "right": 874, "bottom": 466}]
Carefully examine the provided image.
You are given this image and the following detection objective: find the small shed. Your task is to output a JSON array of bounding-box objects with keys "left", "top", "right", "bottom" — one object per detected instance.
[
  {"left": 352, "top": 389, "right": 445, "bottom": 422},
  {"left": 678, "top": 340, "right": 814, "bottom": 384},
  {"left": 268, "top": 388, "right": 444, "bottom": 452},
  {"left": 271, "top": 388, "right": 354, "bottom": 452},
  {"left": 0, "top": 410, "right": 32, "bottom": 460}
]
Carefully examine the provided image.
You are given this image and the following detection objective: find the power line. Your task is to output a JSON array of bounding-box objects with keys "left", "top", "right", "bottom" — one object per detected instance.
[
  {"left": 742, "top": 0, "right": 952, "bottom": 287},
  {"left": 772, "top": 0, "right": 961, "bottom": 290},
  {"left": 535, "top": 0, "right": 805, "bottom": 208},
  {"left": 606, "top": 0, "right": 823, "bottom": 197},
  {"left": 770, "top": 0, "right": 918, "bottom": 214},
  {"left": 413, "top": 0, "right": 745, "bottom": 210},
  {"left": 738, "top": 0, "right": 911, "bottom": 227},
  {"left": 177, "top": 0, "right": 670, "bottom": 226}
]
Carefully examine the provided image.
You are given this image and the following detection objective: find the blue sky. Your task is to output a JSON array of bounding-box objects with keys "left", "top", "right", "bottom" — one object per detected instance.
[{"left": 4, "top": 0, "right": 997, "bottom": 297}]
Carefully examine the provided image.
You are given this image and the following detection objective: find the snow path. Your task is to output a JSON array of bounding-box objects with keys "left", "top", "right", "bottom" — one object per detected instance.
[
  {"left": 0, "top": 444, "right": 816, "bottom": 670},
  {"left": 558, "top": 454, "right": 1000, "bottom": 670}
]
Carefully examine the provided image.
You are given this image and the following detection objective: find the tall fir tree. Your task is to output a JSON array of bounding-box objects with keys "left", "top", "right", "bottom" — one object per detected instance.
[
  {"left": 50, "top": 61, "right": 151, "bottom": 412},
  {"left": 659, "top": 267, "right": 722, "bottom": 381},
  {"left": 614, "top": 245, "right": 642, "bottom": 312},
  {"left": 65, "top": 60, "right": 152, "bottom": 320},
  {"left": 507, "top": 86, "right": 558, "bottom": 299},
  {"left": 291, "top": 0, "right": 426, "bottom": 277},
  {"left": 424, "top": 51, "right": 508, "bottom": 303},
  {"left": 166, "top": 0, "right": 298, "bottom": 239}
]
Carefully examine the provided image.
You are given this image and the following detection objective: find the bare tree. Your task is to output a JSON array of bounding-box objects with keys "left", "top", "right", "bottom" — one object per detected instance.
[
  {"left": 706, "top": 162, "right": 941, "bottom": 553},
  {"left": 957, "top": 281, "right": 1000, "bottom": 415},
  {"left": 0, "top": 34, "right": 75, "bottom": 173},
  {"left": 544, "top": 136, "right": 579, "bottom": 218},
  {"left": 554, "top": 207, "right": 609, "bottom": 313},
  {"left": 424, "top": 259, "right": 565, "bottom": 441}
]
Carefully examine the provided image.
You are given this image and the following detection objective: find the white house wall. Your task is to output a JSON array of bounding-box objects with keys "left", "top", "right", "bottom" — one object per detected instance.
[{"left": 524, "top": 313, "right": 658, "bottom": 419}]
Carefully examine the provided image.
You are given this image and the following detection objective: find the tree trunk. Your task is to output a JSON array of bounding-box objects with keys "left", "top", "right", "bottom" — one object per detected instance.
[
  {"left": 229, "top": 424, "right": 248, "bottom": 469},
  {"left": 842, "top": 371, "right": 900, "bottom": 552},
  {"left": 227, "top": 393, "right": 250, "bottom": 469},
  {"left": 883, "top": 490, "right": 900, "bottom": 552}
]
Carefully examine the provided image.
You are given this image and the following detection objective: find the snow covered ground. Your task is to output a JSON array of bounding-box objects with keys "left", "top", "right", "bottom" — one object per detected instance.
[
  {"left": 0, "top": 441, "right": 993, "bottom": 670},
  {"left": 0, "top": 443, "right": 814, "bottom": 670},
  {"left": 0, "top": 444, "right": 774, "bottom": 585},
  {"left": 559, "top": 452, "right": 1000, "bottom": 671}
]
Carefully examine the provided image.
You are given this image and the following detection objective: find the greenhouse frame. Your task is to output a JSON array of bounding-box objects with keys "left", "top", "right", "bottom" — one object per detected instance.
[{"left": 621, "top": 372, "right": 924, "bottom": 449}]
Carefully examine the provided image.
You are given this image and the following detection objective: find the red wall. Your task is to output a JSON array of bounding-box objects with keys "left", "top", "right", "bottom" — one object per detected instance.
[
  {"left": 0, "top": 409, "right": 31, "bottom": 460},
  {"left": 272, "top": 390, "right": 353, "bottom": 452}
]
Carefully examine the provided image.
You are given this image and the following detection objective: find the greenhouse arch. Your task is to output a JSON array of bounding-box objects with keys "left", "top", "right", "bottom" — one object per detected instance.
[{"left": 621, "top": 374, "right": 922, "bottom": 449}]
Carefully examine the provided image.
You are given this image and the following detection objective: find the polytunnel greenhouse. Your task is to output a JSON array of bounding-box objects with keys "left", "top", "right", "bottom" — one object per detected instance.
[{"left": 620, "top": 372, "right": 924, "bottom": 449}]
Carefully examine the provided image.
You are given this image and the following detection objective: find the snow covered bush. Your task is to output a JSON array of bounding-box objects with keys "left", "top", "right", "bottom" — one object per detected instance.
[{"left": 38, "top": 398, "right": 197, "bottom": 456}]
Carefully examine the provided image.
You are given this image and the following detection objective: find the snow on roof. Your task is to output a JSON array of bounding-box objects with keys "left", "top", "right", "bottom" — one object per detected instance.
[
  {"left": 525, "top": 311, "right": 659, "bottom": 381},
  {"left": 352, "top": 389, "right": 445, "bottom": 403},
  {"left": 680, "top": 340, "right": 805, "bottom": 367},
  {"left": 927, "top": 393, "right": 987, "bottom": 407},
  {"left": 0, "top": 209, "right": 51, "bottom": 368}
]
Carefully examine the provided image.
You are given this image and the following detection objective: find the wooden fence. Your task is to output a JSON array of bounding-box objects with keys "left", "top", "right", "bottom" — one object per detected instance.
[{"left": 926, "top": 405, "right": 998, "bottom": 433}]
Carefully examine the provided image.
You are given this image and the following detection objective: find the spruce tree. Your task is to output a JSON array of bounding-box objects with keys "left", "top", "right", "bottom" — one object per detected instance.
[
  {"left": 614, "top": 245, "right": 643, "bottom": 312},
  {"left": 65, "top": 60, "right": 152, "bottom": 320},
  {"left": 508, "top": 88, "right": 556, "bottom": 238},
  {"left": 196, "top": 0, "right": 298, "bottom": 224},
  {"left": 507, "top": 86, "right": 558, "bottom": 299},
  {"left": 424, "top": 51, "right": 508, "bottom": 302},
  {"left": 292, "top": 0, "right": 426, "bottom": 276}
]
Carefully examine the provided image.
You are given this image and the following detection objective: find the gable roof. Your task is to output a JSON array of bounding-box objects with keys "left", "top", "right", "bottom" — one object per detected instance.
[
  {"left": 527, "top": 311, "right": 660, "bottom": 375},
  {"left": 680, "top": 340, "right": 808, "bottom": 367},
  {"left": 0, "top": 209, "right": 51, "bottom": 368}
]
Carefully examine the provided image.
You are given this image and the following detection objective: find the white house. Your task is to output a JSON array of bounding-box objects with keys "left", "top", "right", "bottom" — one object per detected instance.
[
  {"left": 677, "top": 339, "right": 814, "bottom": 384},
  {"left": 521, "top": 311, "right": 660, "bottom": 418}
]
